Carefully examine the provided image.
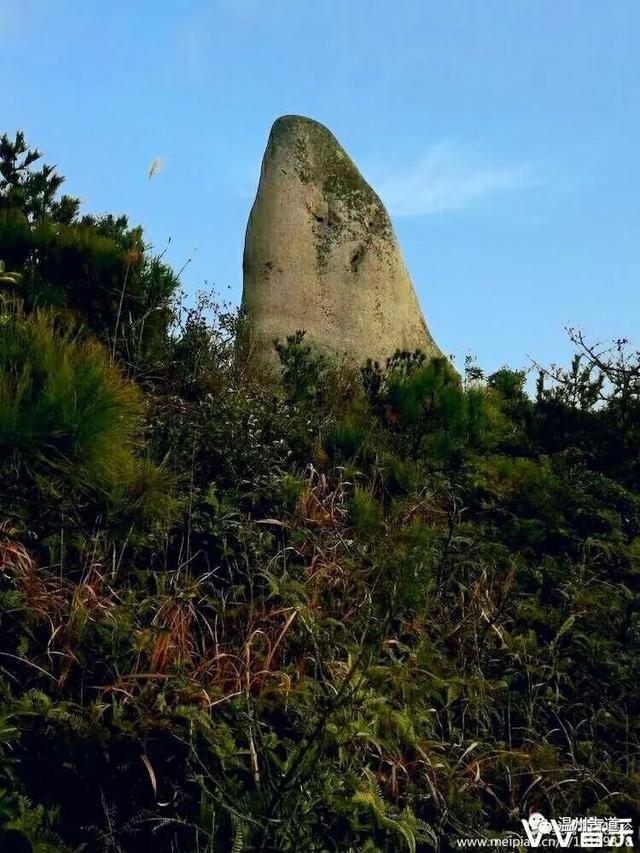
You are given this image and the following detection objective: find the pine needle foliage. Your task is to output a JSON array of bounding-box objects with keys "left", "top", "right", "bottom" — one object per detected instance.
[{"left": 0, "top": 307, "right": 142, "bottom": 485}]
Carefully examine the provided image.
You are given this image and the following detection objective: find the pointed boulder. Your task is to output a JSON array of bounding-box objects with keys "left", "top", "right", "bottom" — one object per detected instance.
[{"left": 242, "top": 115, "right": 440, "bottom": 365}]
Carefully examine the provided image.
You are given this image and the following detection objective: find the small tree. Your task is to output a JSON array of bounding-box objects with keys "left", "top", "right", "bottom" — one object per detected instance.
[{"left": 0, "top": 130, "right": 79, "bottom": 223}]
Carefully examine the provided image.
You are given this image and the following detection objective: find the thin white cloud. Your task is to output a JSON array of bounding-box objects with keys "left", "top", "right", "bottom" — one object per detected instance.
[
  {"left": 175, "top": 13, "right": 211, "bottom": 82},
  {"left": 370, "top": 141, "right": 532, "bottom": 216},
  {"left": 174, "top": 0, "right": 268, "bottom": 82}
]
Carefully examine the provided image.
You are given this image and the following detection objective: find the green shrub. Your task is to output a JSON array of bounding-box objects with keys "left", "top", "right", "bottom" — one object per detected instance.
[
  {"left": 275, "top": 330, "right": 328, "bottom": 405},
  {"left": 349, "top": 487, "right": 381, "bottom": 537},
  {"left": 0, "top": 308, "right": 142, "bottom": 489},
  {"left": 363, "top": 351, "right": 506, "bottom": 463},
  {"left": 323, "top": 417, "right": 370, "bottom": 462}
]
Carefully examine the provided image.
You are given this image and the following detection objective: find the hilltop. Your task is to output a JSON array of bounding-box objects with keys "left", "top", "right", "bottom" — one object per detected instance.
[{"left": 0, "top": 128, "right": 638, "bottom": 851}]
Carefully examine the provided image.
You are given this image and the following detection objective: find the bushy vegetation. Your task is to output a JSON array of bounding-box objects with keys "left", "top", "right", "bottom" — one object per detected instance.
[{"left": 0, "top": 132, "right": 639, "bottom": 851}]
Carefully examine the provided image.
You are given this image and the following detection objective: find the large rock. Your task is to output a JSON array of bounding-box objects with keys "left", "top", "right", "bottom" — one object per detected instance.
[{"left": 241, "top": 115, "right": 441, "bottom": 365}]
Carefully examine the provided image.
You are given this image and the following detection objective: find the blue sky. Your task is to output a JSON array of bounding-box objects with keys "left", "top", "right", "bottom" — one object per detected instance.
[{"left": 1, "top": 0, "right": 639, "bottom": 373}]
